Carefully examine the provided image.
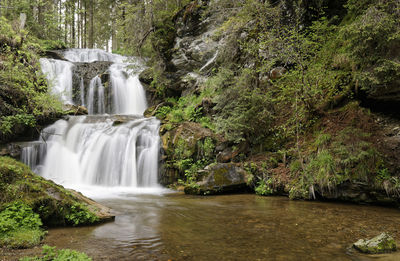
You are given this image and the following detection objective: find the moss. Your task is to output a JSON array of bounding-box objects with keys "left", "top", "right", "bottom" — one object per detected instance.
[
  {"left": 0, "top": 157, "right": 100, "bottom": 227},
  {"left": 212, "top": 167, "right": 230, "bottom": 186},
  {"left": 354, "top": 233, "right": 397, "bottom": 254}
]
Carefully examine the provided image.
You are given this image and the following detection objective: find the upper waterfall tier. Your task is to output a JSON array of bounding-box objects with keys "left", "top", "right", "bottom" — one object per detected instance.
[
  {"left": 63, "top": 48, "right": 127, "bottom": 63},
  {"left": 39, "top": 49, "right": 147, "bottom": 115}
]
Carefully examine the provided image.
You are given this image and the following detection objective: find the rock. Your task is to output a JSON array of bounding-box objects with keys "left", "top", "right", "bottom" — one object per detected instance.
[
  {"left": 63, "top": 104, "right": 88, "bottom": 115},
  {"left": 71, "top": 61, "right": 112, "bottom": 108},
  {"left": 269, "top": 67, "right": 287, "bottom": 80},
  {"left": 45, "top": 50, "right": 67, "bottom": 61},
  {"left": 216, "top": 141, "right": 248, "bottom": 163},
  {"left": 112, "top": 119, "right": 126, "bottom": 126},
  {"left": 0, "top": 157, "right": 114, "bottom": 226},
  {"left": 139, "top": 68, "right": 153, "bottom": 85},
  {"left": 184, "top": 163, "right": 249, "bottom": 195},
  {"left": 160, "top": 121, "right": 222, "bottom": 185},
  {"left": 0, "top": 143, "right": 22, "bottom": 158},
  {"left": 354, "top": 233, "right": 397, "bottom": 254}
]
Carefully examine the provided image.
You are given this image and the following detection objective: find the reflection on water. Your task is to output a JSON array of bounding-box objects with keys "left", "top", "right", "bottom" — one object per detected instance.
[{"left": 37, "top": 194, "right": 400, "bottom": 260}]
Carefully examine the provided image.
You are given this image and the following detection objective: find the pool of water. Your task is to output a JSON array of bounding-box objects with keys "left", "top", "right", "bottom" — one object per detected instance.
[{"left": 3, "top": 193, "right": 400, "bottom": 260}]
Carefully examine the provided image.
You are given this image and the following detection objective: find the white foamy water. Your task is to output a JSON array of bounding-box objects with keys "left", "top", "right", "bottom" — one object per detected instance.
[
  {"left": 25, "top": 116, "right": 160, "bottom": 189},
  {"left": 63, "top": 48, "right": 126, "bottom": 63},
  {"left": 39, "top": 58, "right": 74, "bottom": 103},
  {"left": 23, "top": 49, "right": 160, "bottom": 193},
  {"left": 40, "top": 49, "right": 147, "bottom": 115}
]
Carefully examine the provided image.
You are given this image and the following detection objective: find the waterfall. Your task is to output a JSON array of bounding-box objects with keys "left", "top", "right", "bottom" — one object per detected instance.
[
  {"left": 22, "top": 49, "right": 160, "bottom": 191},
  {"left": 40, "top": 49, "right": 147, "bottom": 115},
  {"left": 37, "top": 116, "right": 160, "bottom": 187},
  {"left": 39, "top": 58, "right": 74, "bottom": 104},
  {"left": 109, "top": 64, "right": 147, "bottom": 115},
  {"left": 87, "top": 76, "right": 106, "bottom": 115}
]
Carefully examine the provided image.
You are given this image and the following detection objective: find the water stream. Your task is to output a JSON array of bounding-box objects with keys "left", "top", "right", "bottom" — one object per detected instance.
[
  {"left": 23, "top": 49, "right": 159, "bottom": 190},
  {"left": 15, "top": 49, "right": 400, "bottom": 261}
]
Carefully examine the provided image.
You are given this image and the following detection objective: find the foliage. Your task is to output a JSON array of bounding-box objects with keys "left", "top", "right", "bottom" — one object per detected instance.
[
  {"left": 65, "top": 203, "right": 99, "bottom": 226},
  {"left": 155, "top": 92, "right": 216, "bottom": 130},
  {"left": 0, "top": 17, "right": 63, "bottom": 140},
  {"left": 0, "top": 202, "right": 45, "bottom": 248},
  {"left": 288, "top": 128, "right": 380, "bottom": 199},
  {"left": 255, "top": 179, "right": 274, "bottom": 196},
  {"left": 172, "top": 136, "right": 216, "bottom": 184},
  {"left": 213, "top": 68, "right": 273, "bottom": 144},
  {"left": 20, "top": 245, "right": 91, "bottom": 261},
  {"left": 339, "top": 1, "right": 400, "bottom": 96}
]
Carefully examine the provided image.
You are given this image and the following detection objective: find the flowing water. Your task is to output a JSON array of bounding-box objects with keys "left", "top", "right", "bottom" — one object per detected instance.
[
  {"left": 24, "top": 49, "right": 157, "bottom": 190},
  {"left": 14, "top": 49, "right": 400, "bottom": 261}
]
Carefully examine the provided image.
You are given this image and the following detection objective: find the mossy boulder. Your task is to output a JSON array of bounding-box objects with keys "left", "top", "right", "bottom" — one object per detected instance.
[
  {"left": 184, "top": 163, "right": 249, "bottom": 195},
  {"left": 353, "top": 232, "right": 397, "bottom": 254},
  {"left": 160, "top": 122, "right": 220, "bottom": 185},
  {"left": 0, "top": 157, "right": 114, "bottom": 227}
]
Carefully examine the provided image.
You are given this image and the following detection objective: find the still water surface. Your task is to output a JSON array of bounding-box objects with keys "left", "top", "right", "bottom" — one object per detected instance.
[{"left": 33, "top": 193, "right": 400, "bottom": 260}]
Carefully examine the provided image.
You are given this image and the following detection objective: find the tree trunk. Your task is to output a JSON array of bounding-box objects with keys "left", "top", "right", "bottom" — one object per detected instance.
[
  {"left": 71, "top": 0, "right": 75, "bottom": 47},
  {"left": 84, "top": 0, "right": 87, "bottom": 48},
  {"left": 88, "top": 0, "right": 94, "bottom": 48},
  {"left": 64, "top": 2, "right": 68, "bottom": 44}
]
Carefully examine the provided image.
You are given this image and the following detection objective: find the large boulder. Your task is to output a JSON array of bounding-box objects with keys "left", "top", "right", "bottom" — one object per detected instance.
[
  {"left": 353, "top": 232, "right": 397, "bottom": 254},
  {"left": 71, "top": 61, "right": 112, "bottom": 108},
  {"left": 0, "top": 157, "right": 114, "bottom": 226},
  {"left": 184, "top": 163, "right": 249, "bottom": 195}
]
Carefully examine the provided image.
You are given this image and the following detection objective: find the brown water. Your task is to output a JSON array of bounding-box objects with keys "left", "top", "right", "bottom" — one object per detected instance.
[{"left": 3, "top": 193, "right": 400, "bottom": 261}]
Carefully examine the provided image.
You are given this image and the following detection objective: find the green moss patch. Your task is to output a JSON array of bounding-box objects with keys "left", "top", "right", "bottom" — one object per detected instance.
[{"left": 0, "top": 157, "right": 109, "bottom": 227}]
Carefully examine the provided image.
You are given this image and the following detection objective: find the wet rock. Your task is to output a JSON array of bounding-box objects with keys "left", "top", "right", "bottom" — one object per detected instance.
[
  {"left": 269, "top": 67, "right": 287, "bottom": 80},
  {"left": 45, "top": 50, "right": 67, "bottom": 61},
  {"left": 63, "top": 104, "right": 88, "bottom": 115},
  {"left": 184, "top": 163, "right": 249, "bottom": 195},
  {"left": 353, "top": 233, "right": 397, "bottom": 254},
  {"left": 112, "top": 116, "right": 132, "bottom": 126},
  {"left": 71, "top": 61, "right": 112, "bottom": 107},
  {"left": 0, "top": 143, "right": 22, "bottom": 158},
  {"left": 160, "top": 121, "right": 221, "bottom": 185}
]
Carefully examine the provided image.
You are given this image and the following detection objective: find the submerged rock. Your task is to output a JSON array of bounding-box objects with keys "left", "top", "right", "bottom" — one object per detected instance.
[
  {"left": 184, "top": 163, "right": 249, "bottom": 195},
  {"left": 353, "top": 232, "right": 397, "bottom": 254}
]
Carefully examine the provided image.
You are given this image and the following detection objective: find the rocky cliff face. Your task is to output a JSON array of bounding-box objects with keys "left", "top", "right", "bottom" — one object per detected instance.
[
  {"left": 141, "top": 0, "right": 400, "bottom": 204},
  {"left": 140, "top": 0, "right": 234, "bottom": 185},
  {"left": 140, "top": 0, "right": 236, "bottom": 103}
]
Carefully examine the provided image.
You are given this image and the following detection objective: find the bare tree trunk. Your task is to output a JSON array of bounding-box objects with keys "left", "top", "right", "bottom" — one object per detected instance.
[
  {"left": 64, "top": 2, "right": 68, "bottom": 44},
  {"left": 84, "top": 0, "right": 87, "bottom": 48},
  {"left": 71, "top": 0, "right": 75, "bottom": 47},
  {"left": 59, "top": 0, "right": 62, "bottom": 41},
  {"left": 77, "top": 0, "right": 80, "bottom": 48},
  {"left": 111, "top": 1, "right": 117, "bottom": 51},
  {"left": 88, "top": 0, "right": 94, "bottom": 48}
]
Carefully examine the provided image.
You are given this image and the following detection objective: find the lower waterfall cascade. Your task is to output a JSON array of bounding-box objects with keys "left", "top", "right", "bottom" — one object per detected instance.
[{"left": 22, "top": 49, "right": 161, "bottom": 193}]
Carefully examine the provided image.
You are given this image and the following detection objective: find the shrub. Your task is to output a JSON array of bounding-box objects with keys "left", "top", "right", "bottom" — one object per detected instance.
[
  {"left": 20, "top": 245, "right": 91, "bottom": 261},
  {"left": 0, "top": 202, "right": 45, "bottom": 248}
]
